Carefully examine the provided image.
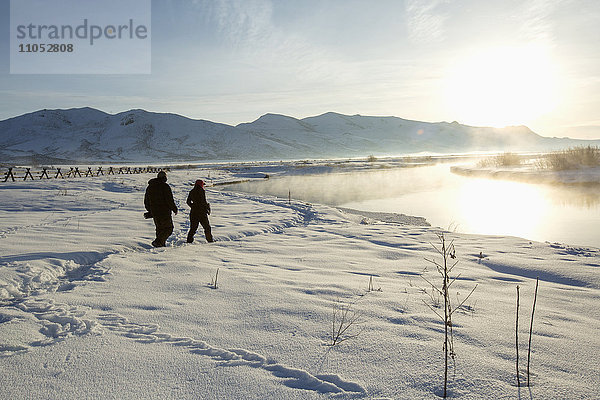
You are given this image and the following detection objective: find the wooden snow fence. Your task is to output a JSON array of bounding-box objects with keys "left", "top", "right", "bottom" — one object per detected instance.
[{"left": 2, "top": 166, "right": 169, "bottom": 183}]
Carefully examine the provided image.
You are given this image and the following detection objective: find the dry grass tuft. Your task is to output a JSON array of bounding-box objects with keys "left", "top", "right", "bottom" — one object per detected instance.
[{"left": 536, "top": 146, "right": 600, "bottom": 171}]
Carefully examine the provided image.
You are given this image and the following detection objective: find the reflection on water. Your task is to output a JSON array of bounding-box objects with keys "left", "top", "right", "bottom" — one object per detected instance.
[
  {"left": 224, "top": 164, "right": 600, "bottom": 248},
  {"left": 456, "top": 179, "right": 545, "bottom": 241}
]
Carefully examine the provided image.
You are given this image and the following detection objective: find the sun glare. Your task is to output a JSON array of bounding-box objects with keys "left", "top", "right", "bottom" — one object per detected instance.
[
  {"left": 456, "top": 178, "right": 545, "bottom": 239},
  {"left": 444, "top": 45, "right": 559, "bottom": 128}
]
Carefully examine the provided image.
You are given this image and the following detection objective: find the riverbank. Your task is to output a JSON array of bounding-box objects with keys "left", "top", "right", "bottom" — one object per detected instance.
[{"left": 451, "top": 164, "right": 600, "bottom": 185}]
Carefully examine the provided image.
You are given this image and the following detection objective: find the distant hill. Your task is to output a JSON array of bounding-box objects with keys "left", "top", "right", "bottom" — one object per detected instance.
[{"left": 1, "top": 107, "right": 598, "bottom": 163}]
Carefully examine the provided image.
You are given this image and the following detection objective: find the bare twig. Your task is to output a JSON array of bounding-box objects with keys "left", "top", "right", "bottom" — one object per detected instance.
[
  {"left": 210, "top": 268, "right": 219, "bottom": 289},
  {"left": 451, "top": 285, "right": 478, "bottom": 314},
  {"left": 420, "top": 275, "right": 444, "bottom": 296},
  {"left": 527, "top": 277, "right": 539, "bottom": 386},
  {"left": 516, "top": 285, "right": 521, "bottom": 387},
  {"left": 422, "top": 299, "right": 444, "bottom": 321}
]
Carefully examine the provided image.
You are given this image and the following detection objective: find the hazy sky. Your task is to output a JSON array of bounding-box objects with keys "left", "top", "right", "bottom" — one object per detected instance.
[{"left": 1, "top": 0, "right": 599, "bottom": 139}]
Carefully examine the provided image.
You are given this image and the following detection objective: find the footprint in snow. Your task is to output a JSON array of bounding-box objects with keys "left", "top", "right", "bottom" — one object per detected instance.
[{"left": 97, "top": 312, "right": 366, "bottom": 395}]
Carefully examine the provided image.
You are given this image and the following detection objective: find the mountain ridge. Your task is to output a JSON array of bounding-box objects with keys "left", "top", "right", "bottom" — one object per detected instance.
[{"left": 1, "top": 107, "right": 598, "bottom": 163}]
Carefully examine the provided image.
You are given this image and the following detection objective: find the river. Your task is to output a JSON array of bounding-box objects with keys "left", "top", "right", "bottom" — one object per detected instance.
[{"left": 223, "top": 163, "right": 600, "bottom": 248}]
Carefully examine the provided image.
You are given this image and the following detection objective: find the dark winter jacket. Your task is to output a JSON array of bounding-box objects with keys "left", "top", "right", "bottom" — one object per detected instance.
[
  {"left": 186, "top": 186, "right": 210, "bottom": 215},
  {"left": 144, "top": 177, "right": 178, "bottom": 217}
]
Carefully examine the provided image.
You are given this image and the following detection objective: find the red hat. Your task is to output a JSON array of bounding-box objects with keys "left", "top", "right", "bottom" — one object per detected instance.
[{"left": 195, "top": 179, "right": 205, "bottom": 187}]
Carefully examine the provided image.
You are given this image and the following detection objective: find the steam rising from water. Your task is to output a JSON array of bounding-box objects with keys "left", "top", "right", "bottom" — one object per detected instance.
[
  {"left": 227, "top": 166, "right": 447, "bottom": 206},
  {"left": 224, "top": 163, "right": 600, "bottom": 247}
]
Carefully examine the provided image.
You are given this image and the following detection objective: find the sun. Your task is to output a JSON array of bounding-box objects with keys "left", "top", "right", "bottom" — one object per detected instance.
[{"left": 444, "top": 45, "right": 560, "bottom": 128}]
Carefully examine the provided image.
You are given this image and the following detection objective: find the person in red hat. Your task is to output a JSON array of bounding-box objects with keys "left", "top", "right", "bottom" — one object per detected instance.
[{"left": 186, "top": 179, "right": 213, "bottom": 243}]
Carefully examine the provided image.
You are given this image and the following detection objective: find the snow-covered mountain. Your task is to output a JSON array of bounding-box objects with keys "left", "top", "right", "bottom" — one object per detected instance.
[
  {"left": 1, "top": 107, "right": 598, "bottom": 163},
  {"left": 0, "top": 108, "right": 249, "bottom": 164}
]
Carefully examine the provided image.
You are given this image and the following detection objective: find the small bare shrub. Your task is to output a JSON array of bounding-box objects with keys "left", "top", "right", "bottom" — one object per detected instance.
[
  {"left": 316, "top": 298, "right": 364, "bottom": 374},
  {"left": 327, "top": 299, "right": 363, "bottom": 347},
  {"left": 422, "top": 233, "right": 477, "bottom": 398}
]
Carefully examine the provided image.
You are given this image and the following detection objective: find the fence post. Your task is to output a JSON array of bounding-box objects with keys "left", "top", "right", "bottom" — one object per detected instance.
[
  {"left": 55, "top": 168, "right": 64, "bottom": 179},
  {"left": 4, "top": 167, "right": 16, "bottom": 182},
  {"left": 97, "top": 166, "right": 104, "bottom": 176},
  {"left": 74, "top": 167, "right": 82, "bottom": 177},
  {"left": 66, "top": 167, "right": 74, "bottom": 178},
  {"left": 86, "top": 167, "right": 93, "bottom": 177},
  {"left": 39, "top": 168, "right": 50, "bottom": 179},
  {"left": 23, "top": 168, "right": 34, "bottom": 181},
  {"left": 108, "top": 167, "right": 114, "bottom": 175}
]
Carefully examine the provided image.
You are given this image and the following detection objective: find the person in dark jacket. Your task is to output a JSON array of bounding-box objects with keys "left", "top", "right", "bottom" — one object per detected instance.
[
  {"left": 186, "top": 179, "right": 213, "bottom": 243},
  {"left": 144, "top": 170, "right": 178, "bottom": 247}
]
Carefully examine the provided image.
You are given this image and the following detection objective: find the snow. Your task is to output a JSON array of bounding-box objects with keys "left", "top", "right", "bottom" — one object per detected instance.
[
  {"left": 1, "top": 166, "right": 599, "bottom": 399},
  {"left": 3, "top": 107, "right": 600, "bottom": 164}
]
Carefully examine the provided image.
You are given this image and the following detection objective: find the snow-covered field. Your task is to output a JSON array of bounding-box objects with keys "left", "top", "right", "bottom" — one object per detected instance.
[{"left": 1, "top": 167, "right": 599, "bottom": 399}]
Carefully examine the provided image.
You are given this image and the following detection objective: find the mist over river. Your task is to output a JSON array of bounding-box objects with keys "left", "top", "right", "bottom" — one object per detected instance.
[{"left": 223, "top": 163, "right": 600, "bottom": 248}]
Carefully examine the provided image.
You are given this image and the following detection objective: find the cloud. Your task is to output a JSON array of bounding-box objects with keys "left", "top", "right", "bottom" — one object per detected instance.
[
  {"left": 512, "top": 0, "right": 561, "bottom": 44},
  {"left": 405, "top": 0, "right": 450, "bottom": 44},
  {"left": 203, "top": 0, "right": 275, "bottom": 49}
]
